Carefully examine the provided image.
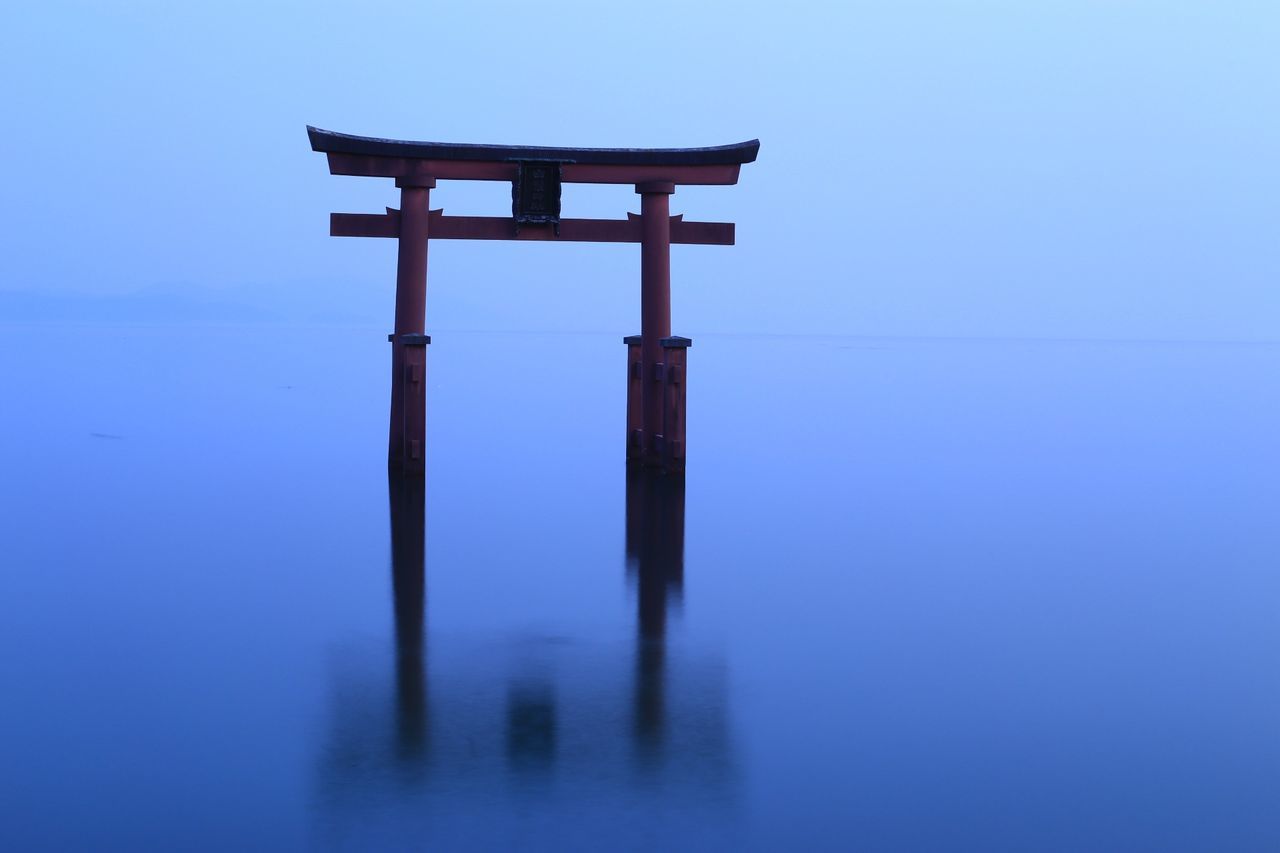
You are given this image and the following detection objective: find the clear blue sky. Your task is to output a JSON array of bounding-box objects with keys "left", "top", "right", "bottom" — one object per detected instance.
[{"left": 2, "top": 0, "right": 1277, "bottom": 339}]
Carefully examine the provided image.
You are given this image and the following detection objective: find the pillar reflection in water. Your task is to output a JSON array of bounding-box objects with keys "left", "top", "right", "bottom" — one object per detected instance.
[
  {"left": 625, "top": 467, "right": 686, "bottom": 756},
  {"left": 316, "top": 466, "right": 729, "bottom": 831},
  {"left": 388, "top": 471, "right": 427, "bottom": 761}
]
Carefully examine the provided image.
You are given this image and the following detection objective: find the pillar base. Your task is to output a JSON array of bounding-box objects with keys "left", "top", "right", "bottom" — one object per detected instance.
[
  {"left": 388, "top": 333, "right": 431, "bottom": 474},
  {"left": 624, "top": 334, "right": 692, "bottom": 472}
]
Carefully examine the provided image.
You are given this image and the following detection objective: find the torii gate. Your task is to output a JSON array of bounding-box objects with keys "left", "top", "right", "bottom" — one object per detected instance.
[{"left": 308, "top": 127, "right": 759, "bottom": 474}]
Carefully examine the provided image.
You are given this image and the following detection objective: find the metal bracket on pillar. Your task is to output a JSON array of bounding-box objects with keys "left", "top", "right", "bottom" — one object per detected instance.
[{"left": 389, "top": 333, "right": 432, "bottom": 346}]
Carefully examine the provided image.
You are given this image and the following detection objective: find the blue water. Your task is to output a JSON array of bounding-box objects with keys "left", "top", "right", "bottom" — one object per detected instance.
[{"left": 2, "top": 324, "right": 1278, "bottom": 850}]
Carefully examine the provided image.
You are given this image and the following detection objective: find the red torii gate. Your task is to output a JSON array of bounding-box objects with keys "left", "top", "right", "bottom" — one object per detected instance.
[{"left": 308, "top": 126, "right": 759, "bottom": 474}]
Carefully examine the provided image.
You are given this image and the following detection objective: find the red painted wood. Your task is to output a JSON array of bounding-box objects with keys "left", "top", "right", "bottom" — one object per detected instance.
[
  {"left": 388, "top": 185, "right": 431, "bottom": 473},
  {"left": 312, "top": 128, "right": 756, "bottom": 474},
  {"left": 561, "top": 163, "right": 741, "bottom": 186},
  {"left": 331, "top": 210, "right": 733, "bottom": 245},
  {"left": 331, "top": 209, "right": 400, "bottom": 238},
  {"left": 625, "top": 337, "right": 643, "bottom": 463},
  {"left": 639, "top": 186, "right": 672, "bottom": 466},
  {"left": 660, "top": 341, "right": 690, "bottom": 472}
]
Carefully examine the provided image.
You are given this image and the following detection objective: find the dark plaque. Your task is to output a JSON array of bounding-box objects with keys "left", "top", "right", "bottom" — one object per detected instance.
[{"left": 512, "top": 161, "right": 563, "bottom": 232}]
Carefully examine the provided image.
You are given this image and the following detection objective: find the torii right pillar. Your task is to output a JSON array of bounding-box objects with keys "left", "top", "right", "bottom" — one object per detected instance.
[{"left": 626, "top": 181, "right": 691, "bottom": 473}]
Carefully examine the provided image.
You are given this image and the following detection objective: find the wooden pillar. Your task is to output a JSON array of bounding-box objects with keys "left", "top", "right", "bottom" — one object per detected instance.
[
  {"left": 388, "top": 177, "right": 434, "bottom": 472},
  {"left": 624, "top": 334, "right": 644, "bottom": 462},
  {"left": 636, "top": 181, "right": 674, "bottom": 468},
  {"left": 659, "top": 336, "right": 691, "bottom": 472}
]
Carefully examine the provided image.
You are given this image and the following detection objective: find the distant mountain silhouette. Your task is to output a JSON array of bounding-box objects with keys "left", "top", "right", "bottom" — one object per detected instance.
[{"left": 0, "top": 281, "right": 387, "bottom": 326}]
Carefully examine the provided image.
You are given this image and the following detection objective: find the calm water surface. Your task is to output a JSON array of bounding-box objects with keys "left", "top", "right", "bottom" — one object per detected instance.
[{"left": 1, "top": 324, "right": 1278, "bottom": 850}]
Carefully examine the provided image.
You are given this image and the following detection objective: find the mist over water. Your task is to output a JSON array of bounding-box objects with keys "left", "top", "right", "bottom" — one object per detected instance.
[{"left": 1, "top": 323, "right": 1277, "bottom": 849}]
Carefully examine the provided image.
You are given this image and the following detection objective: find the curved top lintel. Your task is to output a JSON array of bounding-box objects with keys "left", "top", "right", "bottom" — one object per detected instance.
[{"left": 307, "top": 126, "right": 759, "bottom": 167}]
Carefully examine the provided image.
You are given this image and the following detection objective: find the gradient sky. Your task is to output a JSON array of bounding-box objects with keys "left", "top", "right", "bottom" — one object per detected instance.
[{"left": 3, "top": 0, "right": 1277, "bottom": 339}]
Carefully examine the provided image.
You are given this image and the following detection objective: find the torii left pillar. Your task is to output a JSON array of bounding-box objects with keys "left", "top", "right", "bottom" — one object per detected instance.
[{"left": 388, "top": 176, "right": 434, "bottom": 473}]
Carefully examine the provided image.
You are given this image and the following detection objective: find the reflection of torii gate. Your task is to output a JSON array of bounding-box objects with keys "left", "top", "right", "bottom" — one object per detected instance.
[{"left": 308, "top": 127, "right": 759, "bottom": 473}]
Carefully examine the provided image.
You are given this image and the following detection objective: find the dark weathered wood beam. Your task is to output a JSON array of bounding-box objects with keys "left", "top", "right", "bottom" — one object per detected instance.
[
  {"left": 331, "top": 210, "right": 734, "bottom": 245},
  {"left": 310, "top": 126, "right": 758, "bottom": 166}
]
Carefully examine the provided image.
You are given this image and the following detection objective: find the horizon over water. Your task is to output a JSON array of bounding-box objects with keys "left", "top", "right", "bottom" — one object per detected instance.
[{"left": 2, "top": 321, "right": 1278, "bottom": 850}]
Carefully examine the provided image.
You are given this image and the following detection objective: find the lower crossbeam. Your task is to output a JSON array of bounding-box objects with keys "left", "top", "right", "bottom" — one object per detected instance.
[{"left": 331, "top": 210, "right": 734, "bottom": 245}]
